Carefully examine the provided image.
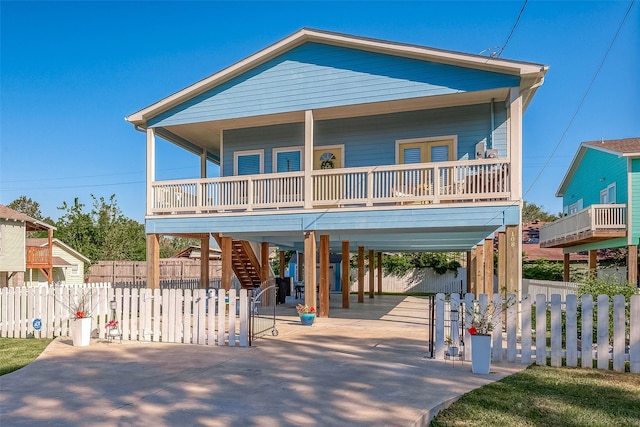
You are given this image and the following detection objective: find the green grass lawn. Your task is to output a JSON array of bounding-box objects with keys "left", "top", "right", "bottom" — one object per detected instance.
[
  {"left": 0, "top": 338, "right": 53, "bottom": 376},
  {"left": 431, "top": 364, "right": 640, "bottom": 426}
]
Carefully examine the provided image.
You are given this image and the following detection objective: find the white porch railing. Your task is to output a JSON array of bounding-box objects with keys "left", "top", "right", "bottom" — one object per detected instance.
[
  {"left": 539, "top": 204, "right": 627, "bottom": 246},
  {"left": 150, "top": 158, "right": 510, "bottom": 215}
]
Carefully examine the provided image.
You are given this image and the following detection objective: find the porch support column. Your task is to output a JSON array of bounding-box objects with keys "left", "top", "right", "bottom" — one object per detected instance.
[
  {"left": 304, "top": 110, "right": 314, "bottom": 209},
  {"left": 304, "top": 231, "right": 317, "bottom": 308},
  {"left": 279, "top": 250, "right": 286, "bottom": 278},
  {"left": 319, "top": 235, "right": 330, "bottom": 317},
  {"left": 563, "top": 253, "right": 571, "bottom": 282},
  {"left": 368, "top": 249, "right": 375, "bottom": 299},
  {"left": 588, "top": 250, "right": 597, "bottom": 278},
  {"left": 200, "top": 235, "right": 209, "bottom": 289},
  {"left": 505, "top": 225, "right": 519, "bottom": 296},
  {"left": 221, "top": 236, "right": 233, "bottom": 291},
  {"left": 357, "top": 246, "right": 365, "bottom": 303},
  {"left": 466, "top": 251, "right": 472, "bottom": 295},
  {"left": 475, "top": 243, "right": 484, "bottom": 296},
  {"left": 341, "top": 241, "right": 350, "bottom": 309},
  {"left": 297, "top": 252, "right": 304, "bottom": 282},
  {"left": 261, "top": 242, "right": 270, "bottom": 285},
  {"left": 146, "top": 234, "right": 160, "bottom": 289},
  {"left": 146, "top": 127, "right": 156, "bottom": 216},
  {"left": 484, "top": 237, "right": 494, "bottom": 299},
  {"left": 377, "top": 252, "right": 383, "bottom": 295},
  {"left": 628, "top": 245, "right": 638, "bottom": 285},
  {"left": 508, "top": 87, "right": 522, "bottom": 201},
  {"left": 497, "top": 232, "right": 506, "bottom": 295},
  {"left": 200, "top": 151, "right": 207, "bottom": 178},
  {"left": 469, "top": 248, "right": 477, "bottom": 296}
]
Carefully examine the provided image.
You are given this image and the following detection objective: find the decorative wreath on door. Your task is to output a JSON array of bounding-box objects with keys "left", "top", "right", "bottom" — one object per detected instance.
[{"left": 320, "top": 153, "right": 336, "bottom": 169}]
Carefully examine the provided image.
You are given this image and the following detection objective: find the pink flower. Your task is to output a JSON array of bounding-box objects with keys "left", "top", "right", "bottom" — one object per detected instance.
[
  {"left": 76, "top": 311, "right": 85, "bottom": 319},
  {"left": 468, "top": 327, "right": 478, "bottom": 335}
]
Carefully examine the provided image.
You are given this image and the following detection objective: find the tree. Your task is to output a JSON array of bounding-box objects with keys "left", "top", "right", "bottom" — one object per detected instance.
[
  {"left": 8, "top": 196, "right": 44, "bottom": 220},
  {"left": 55, "top": 195, "right": 146, "bottom": 262},
  {"left": 522, "top": 201, "right": 558, "bottom": 223}
]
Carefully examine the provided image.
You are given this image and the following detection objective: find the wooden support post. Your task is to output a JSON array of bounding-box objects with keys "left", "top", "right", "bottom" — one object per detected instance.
[
  {"left": 484, "top": 238, "right": 494, "bottom": 299},
  {"left": 342, "top": 241, "right": 350, "bottom": 309},
  {"left": 368, "top": 249, "right": 375, "bottom": 298},
  {"left": 475, "top": 244, "right": 484, "bottom": 295},
  {"left": 628, "top": 245, "right": 638, "bottom": 285},
  {"left": 221, "top": 236, "right": 233, "bottom": 291},
  {"left": 261, "top": 242, "right": 270, "bottom": 285},
  {"left": 357, "top": 246, "right": 365, "bottom": 303},
  {"left": 298, "top": 252, "right": 304, "bottom": 282},
  {"left": 279, "top": 250, "right": 286, "bottom": 278},
  {"left": 564, "top": 253, "right": 571, "bottom": 282},
  {"left": 469, "top": 248, "right": 477, "bottom": 296},
  {"left": 588, "top": 250, "right": 597, "bottom": 278},
  {"left": 505, "top": 225, "right": 519, "bottom": 296},
  {"left": 200, "top": 235, "right": 210, "bottom": 289},
  {"left": 377, "top": 252, "right": 382, "bottom": 295},
  {"left": 466, "top": 251, "right": 472, "bottom": 294},
  {"left": 497, "top": 232, "right": 506, "bottom": 295},
  {"left": 146, "top": 234, "right": 160, "bottom": 289},
  {"left": 320, "top": 235, "right": 330, "bottom": 317},
  {"left": 304, "top": 231, "right": 317, "bottom": 308}
]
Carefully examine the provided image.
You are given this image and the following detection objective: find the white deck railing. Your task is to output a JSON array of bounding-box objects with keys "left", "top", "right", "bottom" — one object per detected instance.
[
  {"left": 150, "top": 158, "right": 510, "bottom": 215},
  {"left": 539, "top": 204, "right": 627, "bottom": 245}
]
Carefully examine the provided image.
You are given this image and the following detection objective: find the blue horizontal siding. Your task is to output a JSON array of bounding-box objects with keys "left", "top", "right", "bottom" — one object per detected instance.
[
  {"left": 149, "top": 42, "right": 519, "bottom": 127},
  {"left": 563, "top": 148, "right": 628, "bottom": 210},
  {"left": 221, "top": 103, "right": 505, "bottom": 176}
]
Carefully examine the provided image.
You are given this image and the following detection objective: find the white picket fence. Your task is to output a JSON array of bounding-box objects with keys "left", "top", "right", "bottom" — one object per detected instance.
[
  {"left": 0, "top": 284, "right": 250, "bottom": 347},
  {"left": 356, "top": 268, "right": 466, "bottom": 294},
  {"left": 435, "top": 293, "right": 640, "bottom": 373}
]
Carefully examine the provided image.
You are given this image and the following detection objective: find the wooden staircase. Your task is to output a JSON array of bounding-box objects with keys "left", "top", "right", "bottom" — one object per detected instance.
[{"left": 214, "top": 236, "right": 263, "bottom": 289}]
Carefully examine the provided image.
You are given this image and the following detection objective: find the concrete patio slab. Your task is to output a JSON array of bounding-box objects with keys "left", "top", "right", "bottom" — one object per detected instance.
[{"left": 0, "top": 295, "right": 530, "bottom": 426}]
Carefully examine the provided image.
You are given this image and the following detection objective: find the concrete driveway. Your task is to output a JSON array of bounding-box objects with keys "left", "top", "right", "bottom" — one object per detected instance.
[{"left": 0, "top": 295, "right": 528, "bottom": 426}]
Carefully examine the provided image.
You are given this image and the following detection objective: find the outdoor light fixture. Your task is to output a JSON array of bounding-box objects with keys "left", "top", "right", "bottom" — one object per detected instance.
[{"left": 110, "top": 300, "right": 117, "bottom": 311}]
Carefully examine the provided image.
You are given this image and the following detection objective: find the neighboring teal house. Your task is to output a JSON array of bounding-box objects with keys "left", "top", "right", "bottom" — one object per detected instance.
[
  {"left": 125, "top": 29, "right": 547, "bottom": 314},
  {"left": 540, "top": 138, "right": 640, "bottom": 284}
]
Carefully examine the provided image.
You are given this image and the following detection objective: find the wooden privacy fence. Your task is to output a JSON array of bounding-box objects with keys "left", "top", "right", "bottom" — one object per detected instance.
[
  {"left": 435, "top": 293, "right": 640, "bottom": 373},
  {"left": 0, "top": 284, "right": 250, "bottom": 347}
]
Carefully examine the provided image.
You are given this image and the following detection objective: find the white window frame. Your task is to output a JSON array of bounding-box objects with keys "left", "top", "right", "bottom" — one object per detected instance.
[
  {"left": 395, "top": 135, "right": 458, "bottom": 164},
  {"left": 233, "top": 149, "right": 264, "bottom": 176},
  {"left": 70, "top": 263, "right": 80, "bottom": 276},
  {"left": 600, "top": 183, "right": 616, "bottom": 204},
  {"left": 272, "top": 146, "right": 304, "bottom": 173}
]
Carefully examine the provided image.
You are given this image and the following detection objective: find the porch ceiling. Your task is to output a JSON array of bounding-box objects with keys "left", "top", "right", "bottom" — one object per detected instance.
[
  {"left": 156, "top": 88, "right": 509, "bottom": 161},
  {"left": 146, "top": 205, "right": 516, "bottom": 253}
]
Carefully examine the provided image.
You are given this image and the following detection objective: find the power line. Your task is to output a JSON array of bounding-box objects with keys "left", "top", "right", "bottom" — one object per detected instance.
[
  {"left": 497, "top": 0, "right": 528, "bottom": 58},
  {"left": 524, "top": 0, "right": 635, "bottom": 198}
]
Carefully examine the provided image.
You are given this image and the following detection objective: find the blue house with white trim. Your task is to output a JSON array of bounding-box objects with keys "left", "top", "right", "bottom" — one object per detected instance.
[
  {"left": 540, "top": 138, "right": 640, "bottom": 284},
  {"left": 126, "top": 29, "right": 547, "bottom": 315}
]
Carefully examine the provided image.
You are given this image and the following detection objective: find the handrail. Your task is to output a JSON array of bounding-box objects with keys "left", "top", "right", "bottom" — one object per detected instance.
[{"left": 539, "top": 204, "right": 626, "bottom": 244}]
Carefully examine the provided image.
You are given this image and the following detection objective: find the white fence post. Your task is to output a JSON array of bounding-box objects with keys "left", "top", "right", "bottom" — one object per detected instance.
[
  {"left": 581, "top": 294, "right": 594, "bottom": 368},
  {"left": 597, "top": 295, "right": 609, "bottom": 370},
  {"left": 565, "top": 294, "right": 578, "bottom": 367},
  {"left": 520, "top": 294, "right": 532, "bottom": 364},
  {"left": 535, "top": 294, "right": 546, "bottom": 365},
  {"left": 631, "top": 295, "right": 640, "bottom": 374}
]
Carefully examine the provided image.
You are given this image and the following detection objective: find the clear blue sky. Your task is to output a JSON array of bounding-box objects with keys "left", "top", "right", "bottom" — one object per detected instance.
[{"left": 1, "top": 1, "right": 638, "bottom": 223}]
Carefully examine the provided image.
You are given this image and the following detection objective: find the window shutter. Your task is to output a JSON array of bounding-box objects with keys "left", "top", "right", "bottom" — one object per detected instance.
[
  {"left": 237, "top": 154, "right": 260, "bottom": 176},
  {"left": 276, "top": 151, "right": 301, "bottom": 172},
  {"left": 403, "top": 147, "right": 421, "bottom": 164},
  {"left": 431, "top": 145, "right": 449, "bottom": 162}
]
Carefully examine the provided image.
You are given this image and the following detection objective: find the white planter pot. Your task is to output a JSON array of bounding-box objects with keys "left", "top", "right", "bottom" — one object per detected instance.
[
  {"left": 72, "top": 318, "right": 92, "bottom": 347},
  {"left": 471, "top": 335, "right": 491, "bottom": 374}
]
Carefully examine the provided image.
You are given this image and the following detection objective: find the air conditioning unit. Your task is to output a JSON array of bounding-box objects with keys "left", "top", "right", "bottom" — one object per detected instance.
[
  {"left": 484, "top": 149, "right": 498, "bottom": 159},
  {"left": 475, "top": 142, "right": 485, "bottom": 159}
]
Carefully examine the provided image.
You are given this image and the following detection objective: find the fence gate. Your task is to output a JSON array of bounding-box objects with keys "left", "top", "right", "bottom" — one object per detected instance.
[{"left": 249, "top": 285, "right": 278, "bottom": 345}]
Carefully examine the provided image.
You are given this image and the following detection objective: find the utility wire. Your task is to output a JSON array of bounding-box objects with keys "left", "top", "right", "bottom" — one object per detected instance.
[
  {"left": 524, "top": 0, "right": 635, "bottom": 198},
  {"left": 497, "top": 0, "right": 528, "bottom": 57}
]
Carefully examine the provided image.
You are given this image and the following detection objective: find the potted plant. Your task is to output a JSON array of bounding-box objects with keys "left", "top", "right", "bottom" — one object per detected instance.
[
  {"left": 466, "top": 302, "right": 498, "bottom": 374},
  {"left": 445, "top": 336, "right": 459, "bottom": 357},
  {"left": 59, "top": 288, "right": 98, "bottom": 347},
  {"left": 296, "top": 304, "right": 316, "bottom": 326}
]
